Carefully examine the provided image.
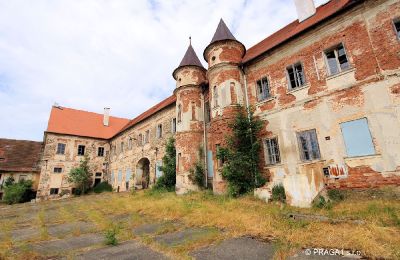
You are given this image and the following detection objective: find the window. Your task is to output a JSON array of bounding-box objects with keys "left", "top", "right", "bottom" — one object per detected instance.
[
  {"left": 287, "top": 63, "right": 306, "bottom": 90},
  {"left": 394, "top": 19, "right": 400, "bottom": 39},
  {"left": 157, "top": 124, "right": 162, "bottom": 138},
  {"left": 297, "top": 129, "right": 321, "bottom": 161},
  {"left": 98, "top": 147, "right": 104, "bottom": 157},
  {"left": 172, "top": 118, "right": 177, "bottom": 133},
  {"left": 53, "top": 167, "right": 63, "bottom": 173},
  {"left": 340, "top": 118, "right": 375, "bottom": 157},
  {"left": 216, "top": 144, "right": 225, "bottom": 168},
  {"left": 145, "top": 130, "right": 150, "bottom": 144},
  {"left": 56, "top": 143, "right": 66, "bottom": 155},
  {"left": 177, "top": 105, "right": 182, "bottom": 123},
  {"left": 256, "top": 77, "right": 270, "bottom": 101},
  {"left": 120, "top": 142, "right": 124, "bottom": 153},
  {"left": 50, "top": 188, "right": 59, "bottom": 195},
  {"left": 77, "top": 145, "right": 85, "bottom": 156},
  {"left": 138, "top": 134, "right": 143, "bottom": 146},
  {"left": 265, "top": 137, "right": 281, "bottom": 165},
  {"left": 95, "top": 172, "right": 102, "bottom": 177},
  {"left": 324, "top": 43, "right": 350, "bottom": 76},
  {"left": 213, "top": 86, "right": 219, "bottom": 107},
  {"left": 177, "top": 153, "right": 182, "bottom": 171},
  {"left": 205, "top": 101, "right": 211, "bottom": 123},
  {"left": 128, "top": 138, "right": 132, "bottom": 150}
]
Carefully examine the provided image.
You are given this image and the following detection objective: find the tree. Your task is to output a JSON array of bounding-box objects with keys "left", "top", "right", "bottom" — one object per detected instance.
[
  {"left": 189, "top": 146, "right": 206, "bottom": 189},
  {"left": 154, "top": 137, "right": 176, "bottom": 191},
  {"left": 68, "top": 155, "right": 92, "bottom": 195},
  {"left": 217, "top": 105, "right": 266, "bottom": 197},
  {"left": 4, "top": 176, "right": 15, "bottom": 187},
  {"left": 3, "top": 179, "right": 34, "bottom": 204}
]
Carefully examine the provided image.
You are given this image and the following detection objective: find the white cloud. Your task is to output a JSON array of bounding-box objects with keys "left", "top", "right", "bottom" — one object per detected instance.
[{"left": 0, "top": 0, "right": 328, "bottom": 141}]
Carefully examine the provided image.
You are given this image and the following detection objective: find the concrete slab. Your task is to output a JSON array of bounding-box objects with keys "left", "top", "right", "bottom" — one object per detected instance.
[
  {"left": 11, "top": 227, "right": 40, "bottom": 241},
  {"left": 133, "top": 221, "right": 179, "bottom": 236},
  {"left": 76, "top": 240, "right": 168, "bottom": 260},
  {"left": 47, "top": 221, "right": 96, "bottom": 237},
  {"left": 190, "top": 237, "right": 275, "bottom": 260},
  {"left": 154, "top": 227, "right": 218, "bottom": 247},
  {"left": 30, "top": 233, "right": 104, "bottom": 254}
]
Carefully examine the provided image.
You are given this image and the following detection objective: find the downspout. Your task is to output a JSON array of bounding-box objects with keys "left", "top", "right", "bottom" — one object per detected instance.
[{"left": 201, "top": 83, "right": 208, "bottom": 188}]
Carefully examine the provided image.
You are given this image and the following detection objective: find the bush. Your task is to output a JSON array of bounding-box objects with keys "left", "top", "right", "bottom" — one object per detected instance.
[
  {"left": 327, "top": 189, "right": 345, "bottom": 202},
  {"left": 271, "top": 184, "right": 286, "bottom": 203},
  {"left": 188, "top": 146, "right": 206, "bottom": 188},
  {"left": 154, "top": 137, "right": 176, "bottom": 191},
  {"left": 68, "top": 155, "right": 92, "bottom": 195},
  {"left": 104, "top": 226, "right": 119, "bottom": 246},
  {"left": 313, "top": 195, "right": 332, "bottom": 209},
  {"left": 3, "top": 180, "right": 34, "bottom": 205},
  {"left": 93, "top": 182, "right": 113, "bottom": 193}
]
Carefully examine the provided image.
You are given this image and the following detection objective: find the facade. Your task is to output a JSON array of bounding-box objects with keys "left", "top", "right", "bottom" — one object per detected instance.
[
  {"left": 33, "top": 0, "right": 400, "bottom": 207},
  {"left": 0, "top": 139, "right": 43, "bottom": 200}
]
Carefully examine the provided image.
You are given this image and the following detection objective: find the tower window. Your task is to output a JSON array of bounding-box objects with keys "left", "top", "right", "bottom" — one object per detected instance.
[
  {"left": 256, "top": 77, "right": 270, "bottom": 101},
  {"left": 287, "top": 63, "right": 306, "bottom": 90},
  {"left": 213, "top": 86, "right": 219, "bottom": 107},
  {"left": 177, "top": 104, "right": 182, "bottom": 123},
  {"left": 324, "top": 43, "right": 350, "bottom": 76}
]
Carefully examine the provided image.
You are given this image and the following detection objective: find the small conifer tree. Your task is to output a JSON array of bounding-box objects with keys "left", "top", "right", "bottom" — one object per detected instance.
[
  {"left": 217, "top": 105, "right": 266, "bottom": 197},
  {"left": 154, "top": 137, "right": 176, "bottom": 191}
]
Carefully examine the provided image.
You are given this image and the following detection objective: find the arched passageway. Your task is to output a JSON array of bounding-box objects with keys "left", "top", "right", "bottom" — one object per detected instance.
[{"left": 136, "top": 158, "right": 150, "bottom": 189}]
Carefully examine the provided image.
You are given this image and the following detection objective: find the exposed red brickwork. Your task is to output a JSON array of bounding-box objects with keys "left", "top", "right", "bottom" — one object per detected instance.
[
  {"left": 219, "top": 45, "right": 243, "bottom": 64},
  {"left": 329, "top": 86, "right": 364, "bottom": 111},
  {"left": 303, "top": 98, "right": 322, "bottom": 110}
]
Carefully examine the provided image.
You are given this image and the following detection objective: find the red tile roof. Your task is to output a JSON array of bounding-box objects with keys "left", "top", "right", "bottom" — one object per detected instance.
[
  {"left": 47, "top": 106, "right": 130, "bottom": 139},
  {"left": 0, "top": 139, "right": 43, "bottom": 172},
  {"left": 242, "top": 0, "right": 359, "bottom": 63},
  {"left": 116, "top": 95, "right": 176, "bottom": 136}
]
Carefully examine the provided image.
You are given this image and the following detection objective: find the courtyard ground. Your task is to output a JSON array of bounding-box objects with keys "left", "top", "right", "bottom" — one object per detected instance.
[{"left": 0, "top": 188, "right": 399, "bottom": 259}]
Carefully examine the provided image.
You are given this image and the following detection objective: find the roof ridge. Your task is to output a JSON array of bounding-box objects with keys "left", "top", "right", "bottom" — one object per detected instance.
[
  {"left": 52, "top": 106, "right": 130, "bottom": 121},
  {"left": 0, "top": 138, "right": 42, "bottom": 143}
]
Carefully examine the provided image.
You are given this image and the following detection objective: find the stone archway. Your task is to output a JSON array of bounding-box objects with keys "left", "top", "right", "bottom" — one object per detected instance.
[{"left": 136, "top": 158, "right": 150, "bottom": 189}]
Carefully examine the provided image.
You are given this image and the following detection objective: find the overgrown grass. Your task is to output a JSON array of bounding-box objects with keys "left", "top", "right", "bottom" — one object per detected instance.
[{"left": 0, "top": 188, "right": 399, "bottom": 259}]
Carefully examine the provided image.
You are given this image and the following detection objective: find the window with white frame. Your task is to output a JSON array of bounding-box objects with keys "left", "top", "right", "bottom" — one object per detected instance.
[
  {"left": 157, "top": 124, "right": 162, "bottom": 138},
  {"left": 340, "top": 118, "right": 375, "bottom": 157},
  {"left": 56, "top": 143, "right": 66, "bottom": 154},
  {"left": 324, "top": 43, "right": 350, "bottom": 76},
  {"left": 297, "top": 129, "right": 321, "bottom": 161},
  {"left": 264, "top": 137, "right": 281, "bottom": 165},
  {"left": 256, "top": 77, "right": 270, "bottom": 101},
  {"left": 287, "top": 63, "right": 306, "bottom": 90},
  {"left": 394, "top": 18, "right": 400, "bottom": 39}
]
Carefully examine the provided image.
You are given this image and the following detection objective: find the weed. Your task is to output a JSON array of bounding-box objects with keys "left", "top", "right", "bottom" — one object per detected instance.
[
  {"left": 327, "top": 189, "right": 345, "bottom": 202},
  {"left": 271, "top": 184, "right": 286, "bottom": 203},
  {"left": 104, "top": 225, "right": 119, "bottom": 246}
]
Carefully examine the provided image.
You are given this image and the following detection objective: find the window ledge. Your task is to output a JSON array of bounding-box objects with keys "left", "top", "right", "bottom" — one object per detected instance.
[
  {"left": 287, "top": 84, "right": 309, "bottom": 94},
  {"left": 326, "top": 67, "right": 355, "bottom": 80},
  {"left": 344, "top": 154, "right": 381, "bottom": 160},
  {"left": 256, "top": 96, "right": 276, "bottom": 106},
  {"left": 297, "top": 159, "right": 326, "bottom": 166},
  {"left": 263, "top": 163, "right": 284, "bottom": 169}
]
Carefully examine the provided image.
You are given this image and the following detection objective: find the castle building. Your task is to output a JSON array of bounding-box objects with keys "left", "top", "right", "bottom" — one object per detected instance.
[{"left": 33, "top": 0, "right": 400, "bottom": 207}]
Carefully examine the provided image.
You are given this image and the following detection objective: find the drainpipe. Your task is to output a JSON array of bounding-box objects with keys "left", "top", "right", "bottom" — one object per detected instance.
[{"left": 201, "top": 83, "right": 208, "bottom": 188}]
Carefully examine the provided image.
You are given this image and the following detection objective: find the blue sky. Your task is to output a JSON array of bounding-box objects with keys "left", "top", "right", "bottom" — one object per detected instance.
[{"left": 0, "top": 0, "right": 327, "bottom": 141}]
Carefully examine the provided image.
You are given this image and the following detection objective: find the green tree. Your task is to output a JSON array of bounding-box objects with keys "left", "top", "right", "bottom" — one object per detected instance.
[
  {"left": 217, "top": 105, "right": 266, "bottom": 197},
  {"left": 189, "top": 146, "right": 206, "bottom": 188},
  {"left": 3, "top": 179, "right": 33, "bottom": 204},
  {"left": 154, "top": 137, "right": 176, "bottom": 191},
  {"left": 4, "top": 176, "right": 15, "bottom": 187},
  {"left": 68, "top": 155, "right": 92, "bottom": 195}
]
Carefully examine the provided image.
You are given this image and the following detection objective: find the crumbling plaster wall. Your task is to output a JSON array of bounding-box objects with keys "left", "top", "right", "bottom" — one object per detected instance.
[{"left": 250, "top": 0, "right": 400, "bottom": 207}]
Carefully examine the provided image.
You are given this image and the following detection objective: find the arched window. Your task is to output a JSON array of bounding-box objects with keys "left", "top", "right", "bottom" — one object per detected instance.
[
  {"left": 177, "top": 104, "right": 182, "bottom": 123},
  {"left": 213, "top": 86, "right": 218, "bottom": 107}
]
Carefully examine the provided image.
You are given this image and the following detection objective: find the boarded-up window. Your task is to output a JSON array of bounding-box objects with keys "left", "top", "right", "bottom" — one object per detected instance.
[
  {"left": 340, "top": 118, "right": 375, "bottom": 157},
  {"left": 265, "top": 137, "right": 280, "bottom": 165},
  {"left": 297, "top": 129, "right": 321, "bottom": 161}
]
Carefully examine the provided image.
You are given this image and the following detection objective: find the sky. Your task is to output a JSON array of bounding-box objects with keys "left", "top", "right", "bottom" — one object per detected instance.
[{"left": 0, "top": 0, "right": 328, "bottom": 141}]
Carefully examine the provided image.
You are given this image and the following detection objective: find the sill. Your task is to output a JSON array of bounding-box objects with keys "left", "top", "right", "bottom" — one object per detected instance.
[
  {"left": 298, "top": 159, "right": 325, "bottom": 166},
  {"left": 287, "top": 84, "right": 309, "bottom": 94},
  {"left": 256, "top": 96, "right": 276, "bottom": 106},
  {"left": 264, "top": 163, "right": 283, "bottom": 169},
  {"left": 326, "top": 67, "right": 355, "bottom": 80},
  {"left": 344, "top": 154, "right": 381, "bottom": 160}
]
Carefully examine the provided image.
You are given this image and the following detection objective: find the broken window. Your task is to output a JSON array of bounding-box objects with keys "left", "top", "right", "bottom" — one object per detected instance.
[
  {"left": 50, "top": 188, "right": 59, "bottom": 195},
  {"left": 297, "top": 129, "right": 321, "bottom": 161},
  {"left": 213, "top": 86, "right": 219, "bottom": 107},
  {"left": 324, "top": 43, "right": 350, "bottom": 76},
  {"left": 77, "top": 145, "right": 85, "bottom": 156},
  {"left": 177, "top": 104, "right": 182, "bottom": 123},
  {"left": 265, "top": 137, "right": 281, "bottom": 165},
  {"left": 98, "top": 147, "right": 104, "bottom": 157},
  {"left": 256, "top": 77, "right": 270, "bottom": 101},
  {"left": 53, "top": 167, "right": 62, "bottom": 173},
  {"left": 157, "top": 124, "right": 162, "bottom": 138},
  {"left": 56, "top": 143, "right": 66, "bottom": 155},
  {"left": 340, "top": 118, "right": 375, "bottom": 157},
  {"left": 287, "top": 63, "right": 306, "bottom": 90},
  {"left": 171, "top": 118, "right": 177, "bottom": 133},
  {"left": 394, "top": 19, "right": 400, "bottom": 39}
]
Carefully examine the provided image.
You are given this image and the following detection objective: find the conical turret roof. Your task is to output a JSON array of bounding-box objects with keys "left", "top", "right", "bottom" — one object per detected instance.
[
  {"left": 203, "top": 18, "right": 245, "bottom": 61},
  {"left": 173, "top": 42, "right": 205, "bottom": 79}
]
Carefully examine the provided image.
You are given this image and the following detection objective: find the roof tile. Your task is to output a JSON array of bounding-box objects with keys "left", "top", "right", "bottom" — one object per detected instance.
[{"left": 0, "top": 139, "right": 43, "bottom": 172}]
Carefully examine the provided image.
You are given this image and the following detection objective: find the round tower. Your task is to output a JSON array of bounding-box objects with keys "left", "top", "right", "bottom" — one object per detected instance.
[
  {"left": 203, "top": 19, "right": 246, "bottom": 194},
  {"left": 173, "top": 41, "right": 207, "bottom": 195}
]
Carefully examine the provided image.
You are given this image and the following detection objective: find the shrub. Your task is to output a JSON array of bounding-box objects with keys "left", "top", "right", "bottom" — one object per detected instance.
[
  {"left": 327, "top": 189, "right": 345, "bottom": 202},
  {"left": 312, "top": 196, "right": 332, "bottom": 209},
  {"left": 271, "top": 184, "right": 286, "bottom": 203},
  {"left": 93, "top": 182, "right": 113, "bottom": 193},
  {"left": 3, "top": 179, "right": 34, "bottom": 205},
  {"left": 104, "top": 226, "right": 119, "bottom": 246},
  {"left": 189, "top": 146, "right": 206, "bottom": 189},
  {"left": 217, "top": 106, "right": 266, "bottom": 197},
  {"left": 154, "top": 137, "right": 176, "bottom": 191},
  {"left": 68, "top": 155, "right": 92, "bottom": 195}
]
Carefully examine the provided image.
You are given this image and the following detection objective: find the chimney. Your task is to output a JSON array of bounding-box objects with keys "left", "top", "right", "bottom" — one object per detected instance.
[
  {"left": 103, "top": 107, "right": 110, "bottom": 126},
  {"left": 294, "top": 0, "right": 316, "bottom": 22}
]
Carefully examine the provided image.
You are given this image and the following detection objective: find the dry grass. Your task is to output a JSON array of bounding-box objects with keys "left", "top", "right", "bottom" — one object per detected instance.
[{"left": 0, "top": 188, "right": 399, "bottom": 259}]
